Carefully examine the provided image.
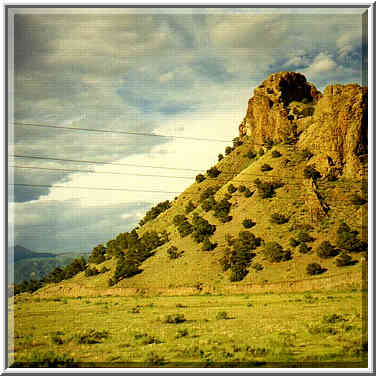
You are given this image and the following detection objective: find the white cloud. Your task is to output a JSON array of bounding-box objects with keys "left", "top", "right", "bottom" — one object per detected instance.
[
  {"left": 336, "top": 32, "right": 361, "bottom": 58},
  {"left": 303, "top": 53, "right": 337, "bottom": 75}
]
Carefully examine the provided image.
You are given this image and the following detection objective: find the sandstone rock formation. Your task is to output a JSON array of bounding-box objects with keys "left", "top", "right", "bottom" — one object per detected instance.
[
  {"left": 239, "top": 71, "right": 321, "bottom": 145},
  {"left": 239, "top": 72, "right": 367, "bottom": 179},
  {"left": 298, "top": 84, "right": 367, "bottom": 179}
]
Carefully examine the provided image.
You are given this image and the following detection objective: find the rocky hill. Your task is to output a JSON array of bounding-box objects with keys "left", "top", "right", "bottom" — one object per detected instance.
[{"left": 32, "top": 72, "right": 368, "bottom": 298}]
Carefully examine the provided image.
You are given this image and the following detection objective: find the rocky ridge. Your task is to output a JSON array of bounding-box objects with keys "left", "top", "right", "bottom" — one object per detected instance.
[{"left": 239, "top": 71, "right": 367, "bottom": 179}]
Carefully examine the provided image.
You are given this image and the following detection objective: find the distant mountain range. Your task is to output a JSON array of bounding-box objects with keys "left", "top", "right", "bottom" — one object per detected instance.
[
  {"left": 11, "top": 245, "right": 56, "bottom": 262},
  {"left": 9, "top": 245, "right": 90, "bottom": 284}
]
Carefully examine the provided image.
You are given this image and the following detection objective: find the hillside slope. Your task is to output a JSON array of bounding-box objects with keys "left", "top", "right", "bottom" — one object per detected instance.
[{"left": 35, "top": 72, "right": 368, "bottom": 297}]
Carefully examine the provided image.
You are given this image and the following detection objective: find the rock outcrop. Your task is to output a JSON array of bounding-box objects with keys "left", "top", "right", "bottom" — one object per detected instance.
[
  {"left": 239, "top": 71, "right": 321, "bottom": 145},
  {"left": 239, "top": 72, "right": 367, "bottom": 179},
  {"left": 298, "top": 84, "right": 367, "bottom": 179}
]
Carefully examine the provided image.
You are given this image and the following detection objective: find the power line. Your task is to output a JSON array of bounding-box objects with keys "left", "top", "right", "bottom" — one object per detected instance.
[
  {"left": 10, "top": 165, "right": 196, "bottom": 181},
  {"left": 8, "top": 165, "right": 317, "bottom": 187},
  {"left": 13, "top": 154, "right": 203, "bottom": 172},
  {"left": 10, "top": 183, "right": 184, "bottom": 195},
  {"left": 12, "top": 154, "right": 367, "bottom": 184},
  {"left": 12, "top": 121, "right": 369, "bottom": 154},
  {"left": 9, "top": 183, "right": 364, "bottom": 204},
  {"left": 12, "top": 122, "right": 230, "bottom": 143},
  {"left": 10, "top": 165, "right": 366, "bottom": 192}
]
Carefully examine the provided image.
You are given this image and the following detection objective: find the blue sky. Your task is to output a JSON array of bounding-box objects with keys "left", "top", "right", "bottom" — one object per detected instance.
[{"left": 9, "top": 8, "right": 367, "bottom": 252}]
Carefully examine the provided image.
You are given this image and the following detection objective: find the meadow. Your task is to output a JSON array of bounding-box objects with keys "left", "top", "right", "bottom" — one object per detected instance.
[{"left": 9, "top": 289, "right": 367, "bottom": 368}]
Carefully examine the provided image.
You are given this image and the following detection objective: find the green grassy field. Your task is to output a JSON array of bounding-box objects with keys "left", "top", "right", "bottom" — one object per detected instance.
[{"left": 9, "top": 289, "right": 367, "bottom": 368}]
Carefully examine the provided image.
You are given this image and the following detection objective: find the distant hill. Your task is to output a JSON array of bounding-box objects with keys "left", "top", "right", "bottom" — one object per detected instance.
[
  {"left": 11, "top": 252, "right": 90, "bottom": 284},
  {"left": 11, "top": 245, "right": 56, "bottom": 262},
  {"left": 9, "top": 245, "right": 90, "bottom": 284}
]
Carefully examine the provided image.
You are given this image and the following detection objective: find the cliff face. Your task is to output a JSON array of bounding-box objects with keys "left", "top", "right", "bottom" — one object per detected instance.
[
  {"left": 239, "top": 72, "right": 367, "bottom": 178},
  {"left": 298, "top": 84, "right": 368, "bottom": 178},
  {"left": 239, "top": 71, "right": 321, "bottom": 145}
]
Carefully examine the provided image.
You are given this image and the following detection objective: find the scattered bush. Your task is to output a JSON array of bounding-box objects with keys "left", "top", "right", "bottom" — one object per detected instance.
[
  {"left": 113, "top": 258, "right": 141, "bottom": 282},
  {"left": 145, "top": 352, "right": 165, "bottom": 366},
  {"left": 88, "top": 245, "right": 106, "bottom": 264},
  {"left": 297, "top": 231, "right": 315, "bottom": 243},
  {"left": 50, "top": 333, "right": 64, "bottom": 345},
  {"left": 261, "top": 164, "right": 273, "bottom": 172},
  {"left": 263, "top": 242, "right": 292, "bottom": 263},
  {"left": 175, "top": 328, "right": 189, "bottom": 338},
  {"left": 233, "top": 137, "right": 243, "bottom": 148},
  {"left": 207, "top": 166, "right": 221, "bottom": 178},
  {"left": 201, "top": 196, "right": 216, "bottom": 212},
  {"left": 227, "top": 184, "right": 237, "bottom": 194},
  {"left": 167, "top": 246, "right": 184, "bottom": 260},
  {"left": 270, "top": 213, "right": 289, "bottom": 224},
  {"left": 337, "top": 222, "right": 365, "bottom": 252},
  {"left": 350, "top": 194, "right": 367, "bottom": 206},
  {"left": 224, "top": 193, "right": 232, "bottom": 201},
  {"left": 306, "top": 263, "right": 325, "bottom": 275},
  {"left": 335, "top": 253, "right": 356, "bottom": 267},
  {"left": 191, "top": 214, "right": 216, "bottom": 243},
  {"left": 271, "top": 150, "right": 282, "bottom": 158},
  {"left": 222, "top": 232, "right": 261, "bottom": 281},
  {"left": 216, "top": 311, "right": 230, "bottom": 320},
  {"left": 134, "top": 333, "right": 161, "bottom": 345},
  {"left": 244, "top": 188, "right": 253, "bottom": 198},
  {"left": 218, "top": 153, "right": 224, "bottom": 161},
  {"left": 229, "top": 265, "right": 248, "bottom": 282},
  {"left": 195, "top": 174, "right": 205, "bottom": 183},
  {"left": 200, "top": 185, "right": 220, "bottom": 201},
  {"left": 299, "top": 243, "right": 311, "bottom": 254},
  {"left": 246, "top": 150, "right": 257, "bottom": 159},
  {"left": 238, "top": 185, "right": 246, "bottom": 192},
  {"left": 139, "top": 200, "right": 171, "bottom": 226},
  {"left": 185, "top": 200, "right": 196, "bottom": 214},
  {"left": 219, "top": 248, "right": 232, "bottom": 272},
  {"left": 327, "top": 170, "right": 338, "bottom": 181},
  {"left": 289, "top": 238, "right": 299, "bottom": 248},
  {"left": 242, "top": 218, "right": 256, "bottom": 229},
  {"left": 258, "top": 148, "right": 265, "bottom": 156},
  {"left": 85, "top": 267, "right": 100, "bottom": 277},
  {"left": 173, "top": 214, "right": 187, "bottom": 227},
  {"left": 42, "top": 257, "right": 87, "bottom": 284},
  {"left": 13, "top": 279, "right": 43, "bottom": 296},
  {"left": 129, "top": 306, "right": 141, "bottom": 314},
  {"left": 201, "top": 238, "right": 217, "bottom": 252},
  {"left": 264, "top": 139, "right": 274, "bottom": 150},
  {"left": 322, "top": 314, "right": 346, "bottom": 324},
  {"left": 162, "top": 314, "right": 186, "bottom": 324},
  {"left": 213, "top": 198, "right": 232, "bottom": 223},
  {"left": 317, "top": 241, "right": 339, "bottom": 259},
  {"left": 252, "top": 263, "right": 264, "bottom": 272},
  {"left": 12, "top": 351, "right": 76, "bottom": 368},
  {"left": 225, "top": 146, "right": 233, "bottom": 155},
  {"left": 177, "top": 220, "right": 194, "bottom": 238},
  {"left": 302, "top": 107, "right": 314, "bottom": 117},
  {"left": 254, "top": 179, "right": 284, "bottom": 199},
  {"left": 303, "top": 166, "right": 321, "bottom": 180},
  {"left": 74, "top": 329, "right": 108, "bottom": 344}
]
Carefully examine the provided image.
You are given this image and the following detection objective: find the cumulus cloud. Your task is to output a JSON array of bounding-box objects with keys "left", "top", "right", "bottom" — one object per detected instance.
[{"left": 304, "top": 53, "right": 337, "bottom": 75}]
